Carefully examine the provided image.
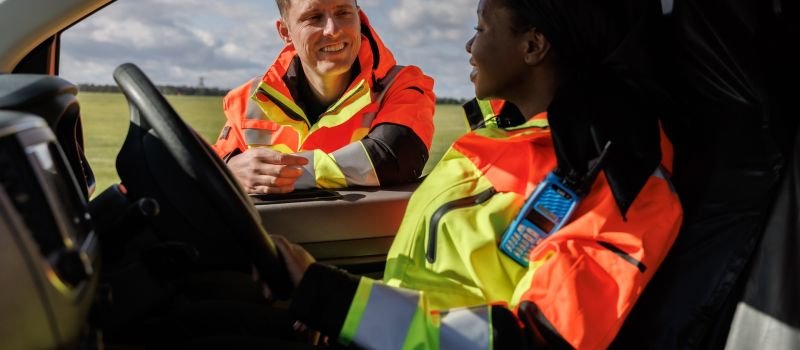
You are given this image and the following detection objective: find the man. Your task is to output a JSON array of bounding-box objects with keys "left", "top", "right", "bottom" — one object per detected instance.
[{"left": 212, "top": 0, "right": 435, "bottom": 194}]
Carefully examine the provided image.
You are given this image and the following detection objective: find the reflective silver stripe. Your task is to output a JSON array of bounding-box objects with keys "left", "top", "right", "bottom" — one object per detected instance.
[
  {"left": 653, "top": 166, "right": 676, "bottom": 193},
  {"left": 243, "top": 78, "right": 274, "bottom": 146},
  {"left": 353, "top": 283, "right": 420, "bottom": 350},
  {"left": 440, "top": 306, "right": 491, "bottom": 350},
  {"left": 661, "top": 0, "right": 674, "bottom": 15},
  {"left": 362, "top": 65, "right": 406, "bottom": 128},
  {"left": 653, "top": 167, "right": 666, "bottom": 180},
  {"left": 295, "top": 151, "right": 316, "bottom": 189},
  {"left": 243, "top": 129, "right": 273, "bottom": 146},
  {"left": 725, "top": 302, "right": 800, "bottom": 349},
  {"left": 245, "top": 78, "right": 264, "bottom": 120},
  {"left": 361, "top": 111, "right": 377, "bottom": 128},
  {"left": 331, "top": 142, "right": 380, "bottom": 187}
]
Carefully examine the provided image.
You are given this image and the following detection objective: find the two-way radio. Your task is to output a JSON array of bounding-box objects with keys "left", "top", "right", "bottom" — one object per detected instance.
[{"left": 500, "top": 142, "right": 611, "bottom": 267}]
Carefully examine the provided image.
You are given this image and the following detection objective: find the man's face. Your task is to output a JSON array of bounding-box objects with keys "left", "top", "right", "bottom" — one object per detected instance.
[
  {"left": 465, "top": 0, "right": 528, "bottom": 99},
  {"left": 278, "top": 0, "right": 361, "bottom": 81}
]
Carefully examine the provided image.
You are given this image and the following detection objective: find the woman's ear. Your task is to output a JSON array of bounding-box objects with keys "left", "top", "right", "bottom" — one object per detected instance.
[
  {"left": 523, "top": 29, "right": 551, "bottom": 65},
  {"left": 276, "top": 19, "right": 292, "bottom": 44}
]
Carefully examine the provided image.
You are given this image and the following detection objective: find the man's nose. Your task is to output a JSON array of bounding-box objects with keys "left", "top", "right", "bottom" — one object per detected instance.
[
  {"left": 323, "top": 15, "right": 338, "bottom": 36},
  {"left": 465, "top": 36, "right": 474, "bottom": 53}
]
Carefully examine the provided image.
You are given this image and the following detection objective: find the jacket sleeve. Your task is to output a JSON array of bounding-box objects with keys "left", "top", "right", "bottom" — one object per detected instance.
[
  {"left": 291, "top": 264, "right": 531, "bottom": 349},
  {"left": 292, "top": 169, "right": 681, "bottom": 350},
  {"left": 370, "top": 66, "right": 436, "bottom": 150},
  {"left": 211, "top": 79, "right": 258, "bottom": 159},
  {"left": 509, "top": 168, "right": 681, "bottom": 349},
  {"left": 293, "top": 123, "right": 428, "bottom": 189},
  {"left": 293, "top": 67, "right": 435, "bottom": 189}
]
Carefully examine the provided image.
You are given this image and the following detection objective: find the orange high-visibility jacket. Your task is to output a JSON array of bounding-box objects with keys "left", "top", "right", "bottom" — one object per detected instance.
[
  {"left": 212, "top": 10, "right": 435, "bottom": 189},
  {"left": 290, "top": 100, "right": 682, "bottom": 349}
]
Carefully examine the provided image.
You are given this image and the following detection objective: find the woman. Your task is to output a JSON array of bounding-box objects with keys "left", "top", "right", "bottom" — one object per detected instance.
[{"left": 270, "top": 0, "right": 682, "bottom": 348}]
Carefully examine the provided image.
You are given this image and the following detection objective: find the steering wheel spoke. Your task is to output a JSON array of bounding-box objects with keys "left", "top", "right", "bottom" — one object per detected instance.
[{"left": 112, "top": 63, "right": 292, "bottom": 298}]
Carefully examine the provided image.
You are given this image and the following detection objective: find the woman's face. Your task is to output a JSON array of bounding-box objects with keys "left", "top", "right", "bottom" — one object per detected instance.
[{"left": 465, "top": 0, "right": 528, "bottom": 100}]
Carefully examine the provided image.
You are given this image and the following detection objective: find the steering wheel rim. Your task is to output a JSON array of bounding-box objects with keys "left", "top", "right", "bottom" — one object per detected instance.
[{"left": 112, "top": 62, "right": 291, "bottom": 298}]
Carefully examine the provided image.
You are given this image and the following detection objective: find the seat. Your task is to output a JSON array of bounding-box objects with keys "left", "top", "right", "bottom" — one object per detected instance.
[
  {"left": 0, "top": 74, "right": 95, "bottom": 198},
  {"left": 612, "top": 0, "right": 800, "bottom": 348}
]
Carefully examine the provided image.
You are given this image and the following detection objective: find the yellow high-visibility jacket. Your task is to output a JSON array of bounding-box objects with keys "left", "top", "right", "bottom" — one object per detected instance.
[{"left": 291, "top": 100, "right": 682, "bottom": 350}]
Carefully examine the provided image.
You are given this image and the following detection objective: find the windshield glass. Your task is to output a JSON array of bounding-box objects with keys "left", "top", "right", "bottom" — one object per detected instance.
[{"left": 60, "top": 0, "right": 474, "bottom": 195}]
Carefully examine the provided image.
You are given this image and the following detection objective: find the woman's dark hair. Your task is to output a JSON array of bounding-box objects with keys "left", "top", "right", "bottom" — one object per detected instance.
[
  {"left": 499, "top": 0, "right": 537, "bottom": 34},
  {"left": 497, "top": 0, "right": 633, "bottom": 68},
  {"left": 497, "top": 0, "right": 669, "bottom": 215}
]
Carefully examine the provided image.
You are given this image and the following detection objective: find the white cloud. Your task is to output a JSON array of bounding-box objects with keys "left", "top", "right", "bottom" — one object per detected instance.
[
  {"left": 358, "top": 0, "right": 380, "bottom": 7},
  {"left": 61, "top": 0, "right": 283, "bottom": 89},
  {"left": 60, "top": 0, "right": 478, "bottom": 98},
  {"left": 389, "top": 0, "right": 475, "bottom": 29},
  {"left": 60, "top": 52, "right": 115, "bottom": 85},
  {"left": 188, "top": 27, "right": 216, "bottom": 47},
  {"left": 387, "top": 1, "right": 473, "bottom": 46},
  {"left": 380, "top": 0, "right": 477, "bottom": 98},
  {"left": 84, "top": 17, "right": 193, "bottom": 49}
]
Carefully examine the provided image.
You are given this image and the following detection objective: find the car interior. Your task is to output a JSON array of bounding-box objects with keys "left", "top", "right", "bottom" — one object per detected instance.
[
  {"left": 0, "top": 0, "right": 797, "bottom": 348},
  {"left": 0, "top": 36, "right": 417, "bottom": 350},
  {"left": 1, "top": 0, "right": 420, "bottom": 347}
]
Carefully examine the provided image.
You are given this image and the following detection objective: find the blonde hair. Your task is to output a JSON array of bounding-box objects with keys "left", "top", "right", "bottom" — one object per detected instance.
[{"left": 276, "top": 0, "right": 358, "bottom": 17}]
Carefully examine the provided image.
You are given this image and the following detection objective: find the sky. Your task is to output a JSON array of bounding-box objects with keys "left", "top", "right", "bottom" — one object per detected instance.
[{"left": 60, "top": 0, "right": 478, "bottom": 99}]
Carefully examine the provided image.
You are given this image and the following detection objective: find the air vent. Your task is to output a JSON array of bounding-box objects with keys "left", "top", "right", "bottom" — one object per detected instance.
[{"left": 0, "top": 138, "right": 64, "bottom": 257}]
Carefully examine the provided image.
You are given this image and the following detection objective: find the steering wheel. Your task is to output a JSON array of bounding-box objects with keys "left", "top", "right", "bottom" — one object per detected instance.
[{"left": 112, "top": 63, "right": 291, "bottom": 298}]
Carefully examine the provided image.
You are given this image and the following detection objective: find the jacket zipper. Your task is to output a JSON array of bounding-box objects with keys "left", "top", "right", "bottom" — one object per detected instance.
[
  {"left": 259, "top": 87, "right": 310, "bottom": 127},
  {"left": 426, "top": 187, "right": 498, "bottom": 263},
  {"left": 324, "top": 82, "right": 366, "bottom": 115},
  {"left": 304, "top": 84, "right": 367, "bottom": 142}
]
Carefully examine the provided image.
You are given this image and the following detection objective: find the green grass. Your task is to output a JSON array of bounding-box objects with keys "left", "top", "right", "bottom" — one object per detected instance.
[
  {"left": 424, "top": 104, "right": 469, "bottom": 174},
  {"left": 76, "top": 92, "right": 469, "bottom": 195}
]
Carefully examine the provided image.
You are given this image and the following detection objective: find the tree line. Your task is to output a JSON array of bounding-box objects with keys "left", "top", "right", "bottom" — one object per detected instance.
[
  {"left": 77, "top": 83, "right": 229, "bottom": 97},
  {"left": 77, "top": 83, "right": 469, "bottom": 105}
]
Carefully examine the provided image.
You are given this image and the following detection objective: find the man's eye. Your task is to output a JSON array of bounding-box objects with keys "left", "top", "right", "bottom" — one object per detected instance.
[
  {"left": 474, "top": 26, "right": 484, "bottom": 32},
  {"left": 336, "top": 10, "right": 354, "bottom": 17}
]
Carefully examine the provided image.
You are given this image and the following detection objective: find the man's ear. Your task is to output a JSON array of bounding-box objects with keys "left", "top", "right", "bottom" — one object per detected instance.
[
  {"left": 523, "top": 29, "right": 551, "bottom": 65},
  {"left": 276, "top": 19, "right": 292, "bottom": 44}
]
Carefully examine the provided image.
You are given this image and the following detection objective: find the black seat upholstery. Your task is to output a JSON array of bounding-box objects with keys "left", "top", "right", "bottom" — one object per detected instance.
[
  {"left": 0, "top": 75, "right": 95, "bottom": 198},
  {"left": 612, "top": 0, "right": 800, "bottom": 348}
]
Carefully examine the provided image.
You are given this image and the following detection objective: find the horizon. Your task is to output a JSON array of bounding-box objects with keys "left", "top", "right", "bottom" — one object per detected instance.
[{"left": 60, "top": 0, "right": 478, "bottom": 99}]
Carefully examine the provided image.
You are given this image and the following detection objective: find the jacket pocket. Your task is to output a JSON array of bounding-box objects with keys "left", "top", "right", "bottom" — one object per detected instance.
[{"left": 426, "top": 187, "right": 498, "bottom": 263}]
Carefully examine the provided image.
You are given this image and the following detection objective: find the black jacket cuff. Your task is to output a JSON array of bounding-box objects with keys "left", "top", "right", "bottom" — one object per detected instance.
[
  {"left": 363, "top": 123, "right": 428, "bottom": 185},
  {"left": 222, "top": 148, "right": 242, "bottom": 163},
  {"left": 289, "top": 263, "right": 360, "bottom": 338}
]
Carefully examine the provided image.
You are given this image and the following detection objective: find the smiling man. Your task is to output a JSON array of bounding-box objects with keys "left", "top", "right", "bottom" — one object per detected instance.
[{"left": 212, "top": 0, "right": 435, "bottom": 194}]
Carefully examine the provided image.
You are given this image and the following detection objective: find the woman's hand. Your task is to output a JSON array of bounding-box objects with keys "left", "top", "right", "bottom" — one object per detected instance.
[
  {"left": 272, "top": 234, "right": 316, "bottom": 286},
  {"left": 254, "top": 235, "right": 316, "bottom": 299},
  {"left": 251, "top": 235, "right": 321, "bottom": 344}
]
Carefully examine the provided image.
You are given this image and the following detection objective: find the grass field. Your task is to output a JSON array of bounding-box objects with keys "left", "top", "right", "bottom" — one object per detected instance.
[{"left": 76, "top": 92, "right": 469, "bottom": 196}]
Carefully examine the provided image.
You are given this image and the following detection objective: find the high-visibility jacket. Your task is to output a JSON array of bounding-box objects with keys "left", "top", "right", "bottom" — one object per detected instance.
[
  {"left": 211, "top": 10, "right": 435, "bottom": 189},
  {"left": 291, "top": 100, "right": 682, "bottom": 349}
]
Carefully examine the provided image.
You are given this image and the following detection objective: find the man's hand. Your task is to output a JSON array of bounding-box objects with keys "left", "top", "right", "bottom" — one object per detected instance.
[{"left": 227, "top": 148, "right": 309, "bottom": 194}]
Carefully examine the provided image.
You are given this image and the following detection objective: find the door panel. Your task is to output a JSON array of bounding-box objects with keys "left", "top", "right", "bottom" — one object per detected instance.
[{"left": 257, "top": 182, "right": 418, "bottom": 273}]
